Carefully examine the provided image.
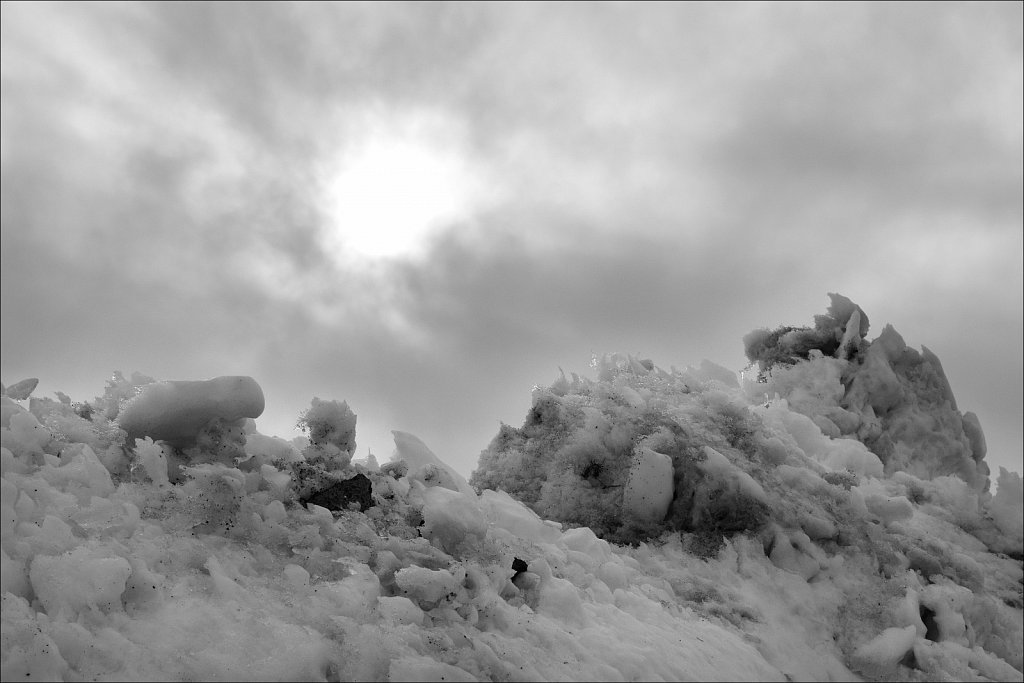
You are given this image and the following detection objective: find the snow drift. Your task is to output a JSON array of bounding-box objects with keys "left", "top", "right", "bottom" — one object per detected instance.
[{"left": 1, "top": 294, "right": 1021, "bottom": 682}]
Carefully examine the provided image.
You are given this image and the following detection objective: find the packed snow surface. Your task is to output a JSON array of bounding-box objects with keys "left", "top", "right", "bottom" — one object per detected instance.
[{"left": 1, "top": 295, "right": 1022, "bottom": 682}]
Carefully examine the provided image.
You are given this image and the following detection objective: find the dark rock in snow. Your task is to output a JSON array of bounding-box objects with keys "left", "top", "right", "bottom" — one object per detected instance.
[{"left": 302, "top": 473, "right": 374, "bottom": 512}]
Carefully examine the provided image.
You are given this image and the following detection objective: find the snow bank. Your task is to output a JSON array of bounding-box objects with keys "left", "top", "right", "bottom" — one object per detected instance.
[
  {"left": 2, "top": 294, "right": 1021, "bottom": 682},
  {"left": 0, "top": 397, "right": 786, "bottom": 681},
  {"left": 471, "top": 294, "right": 1023, "bottom": 680}
]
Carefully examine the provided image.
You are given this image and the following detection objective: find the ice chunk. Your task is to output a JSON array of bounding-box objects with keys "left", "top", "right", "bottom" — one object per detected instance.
[
  {"left": 894, "top": 585, "right": 928, "bottom": 637},
  {"left": 260, "top": 464, "right": 291, "bottom": 492},
  {"left": 263, "top": 499, "right": 287, "bottom": 524},
  {"left": 799, "top": 512, "right": 836, "bottom": 540},
  {"left": 206, "top": 555, "right": 246, "bottom": 600},
  {"left": 863, "top": 492, "right": 914, "bottom": 525},
  {"left": 3, "top": 378, "right": 39, "bottom": 400},
  {"left": 836, "top": 307, "right": 863, "bottom": 359},
  {"left": 117, "top": 376, "right": 265, "bottom": 447},
  {"left": 134, "top": 437, "right": 170, "bottom": 488},
  {"left": 920, "top": 581, "right": 972, "bottom": 645},
  {"left": 822, "top": 438, "right": 883, "bottom": 479},
  {"left": 695, "top": 359, "right": 740, "bottom": 388},
  {"left": 282, "top": 564, "right": 309, "bottom": 589},
  {"left": 961, "top": 411, "right": 987, "bottom": 462},
  {"left": 1, "top": 629, "right": 69, "bottom": 681},
  {"left": 596, "top": 560, "right": 629, "bottom": 591},
  {"left": 1, "top": 396, "right": 25, "bottom": 429},
  {"left": 377, "top": 596, "right": 424, "bottom": 626},
  {"left": 850, "top": 625, "right": 917, "bottom": 678},
  {"left": 533, "top": 559, "right": 586, "bottom": 625},
  {"left": 758, "top": 435, "right": 790, "bottom": 465},
  {"left": 760, "top": 403, "right": 882, "bottom": 477},
  {"left": 122, "top": 557, "right": 164, "bottom": 612},
  {"left": 843, "top": 337, "right": 909, "bottom": 413},
  {"left": 919, "top": 345, "right": 957, "bottom": 411},
  {"left": 479, "top": 488, "right": 561, "bottom": 543},
  {"left": 391, "top": 431, "right": 474, "bottom": 495},
  {"left": 761, "top": 405, "right": 829, "bottom": 459},
  {"left": 561, "top": 526, "right": 614, "bottom": 561},
  {"left": 700, "top": 446, "right": 768, "bottom": 505},
  {"left": 393, "top": 565, "right": 460, "bottom": 609},
  {"left": 29, "top": 547, "right": 131, "bottom": 618},
  {"left": 615, "top": 384, "right": 645, "bottom": 409},
  {"left": 39, "top": 444, "right": 114, "bottom": 500},
  {"left": 297, "top": 397, "right": 356, "bottom": 453},
  {"left": 812, "top": 414, "right": 840, "bottom": 438},
  {"left": 622, "top": 446, "right": 674, "bottom": 522},
  {"left": 244, "top": 433, "right": 303, "bottom": 465},
  {"left": 1, "top": 547, "right": 29, "bottom": 599},
  {"left": 988, "top": 467, "right": 1024, "bottom": 551},
  {"left": 418, "top": 483, "right": 487, "bottom": 554},
  {"left": 913, "top": 639, "right": 1023, "bottom": 682},
  {"left": 818, "top": 292, "right": 870, "bottom": 339},
  {"left": 4, "top": 410, "right": 52, "bottom": 456},
  {"left": 775, "top": 465, "right": 829, "bottom": 494},
  {"left": 768, "top": 528, "right": 823, "bottom": 580}
]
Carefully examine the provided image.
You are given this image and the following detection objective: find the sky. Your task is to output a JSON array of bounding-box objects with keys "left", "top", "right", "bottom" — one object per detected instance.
[{"left": 1, "top": 2, "right": 1021, "bottom": 482}]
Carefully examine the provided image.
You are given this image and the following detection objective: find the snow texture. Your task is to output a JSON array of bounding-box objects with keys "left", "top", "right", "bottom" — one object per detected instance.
[{"left": 1, "top": 294, "right": 1022, "bottom": 682}]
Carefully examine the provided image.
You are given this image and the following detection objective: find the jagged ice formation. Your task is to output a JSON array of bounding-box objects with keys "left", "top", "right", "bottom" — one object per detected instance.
[{"left": 2, "top": 294, "right": 1022, "bottom": 682}]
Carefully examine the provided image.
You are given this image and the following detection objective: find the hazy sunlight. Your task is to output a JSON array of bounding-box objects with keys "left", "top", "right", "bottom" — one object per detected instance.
[{"left": 321, "top": 111, "right": 482, "bottom": 260}]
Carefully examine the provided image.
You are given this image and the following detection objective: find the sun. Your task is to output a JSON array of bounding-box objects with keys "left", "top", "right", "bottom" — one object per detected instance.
[{"left": 320, "top": 111, "right": 484, "bottom": 261}]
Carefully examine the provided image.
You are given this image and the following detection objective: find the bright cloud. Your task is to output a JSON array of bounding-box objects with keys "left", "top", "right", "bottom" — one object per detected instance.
[{"left": 317, "top": 106, "right": 495, "bottom": 261}]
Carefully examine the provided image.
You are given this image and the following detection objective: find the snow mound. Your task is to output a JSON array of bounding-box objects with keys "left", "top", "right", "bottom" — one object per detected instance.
[
  {"left": 2, "top": 295, "right": 1021, "bottom": 682},
  {"left": 117, "top": 376, "right": 265, "bottom": 448},
  {"left": 471, "top": 294, "right": 1023, "bottom": 679},
  {"left": 747, "top": 294, "right": 990, "bottom": 493}
]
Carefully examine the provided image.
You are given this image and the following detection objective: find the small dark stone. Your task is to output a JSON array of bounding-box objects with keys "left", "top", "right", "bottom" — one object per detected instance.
[
  {"left": 302, "top": 473, "right": 374, "bottom": 512},
  {"left": 511, "top": 558, "right": 529, "bottom": 586}
]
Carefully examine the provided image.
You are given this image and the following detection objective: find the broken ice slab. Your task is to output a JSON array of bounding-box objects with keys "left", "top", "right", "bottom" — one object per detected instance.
[
  {"left": 117, "top": 376, "right": 265, "bottom": 447},
  {"left": 3, "top": 378, "right": 39, "bottom": 400}
]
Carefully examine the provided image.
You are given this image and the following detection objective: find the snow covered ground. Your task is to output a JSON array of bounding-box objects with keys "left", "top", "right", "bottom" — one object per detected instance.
[{"left": 2, "top": 295, "right": 1021, "bottom": 681}]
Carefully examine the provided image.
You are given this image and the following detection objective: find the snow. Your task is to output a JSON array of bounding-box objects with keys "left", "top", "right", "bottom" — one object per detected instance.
[
  {"left": 29, "top": 546, "right": 132, "bottom": 618},
  {"left": 117, "top": 375, "right": 265, "bottom": 448},
  {"left": 850, "top": 625, "right": 918, "bottom": 678},
  {"left": 134, "top": 437, "right": 171, "bottom": 488},
  {"left": 1, "top": 294, "right": 1022, "bottom": 682},
  {"left": 393, "top": 430, "right": 475, "bottom": 496},
  {"left": 990, "top": 467, "right": 1024, "bottom": 548},
  {"left": 622, "top": 446, "right": 675, "bottom": 521}
]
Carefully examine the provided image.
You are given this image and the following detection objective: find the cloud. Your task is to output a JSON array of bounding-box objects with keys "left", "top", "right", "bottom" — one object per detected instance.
[
  {"left": 2, "top": 2, "right": 1020, "bottom": 476},
  {"left": 704, "top": 3, "right": 1022, "bottom": 228}
]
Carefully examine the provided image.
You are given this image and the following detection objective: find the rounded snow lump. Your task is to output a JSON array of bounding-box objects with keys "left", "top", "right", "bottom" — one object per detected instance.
[
  {"left": 623, "top": 446, "right": 674, "bottom": 521},
  {"left": 117, "top": 376, "right": 265, "bottom": 447}
]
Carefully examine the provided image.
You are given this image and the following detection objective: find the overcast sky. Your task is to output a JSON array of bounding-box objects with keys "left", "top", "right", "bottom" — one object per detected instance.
[{"left": 2, "top": 2, "right": 1021, "bottom": 481}]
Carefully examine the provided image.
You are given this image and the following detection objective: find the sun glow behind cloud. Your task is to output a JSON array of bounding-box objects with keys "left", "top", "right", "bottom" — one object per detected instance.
[
  {"left": 1, "top": 1, "right": 1020, "bottom": 482},
  {"left": 318, "top": 108, "right": 492, "bottom": 261}
]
